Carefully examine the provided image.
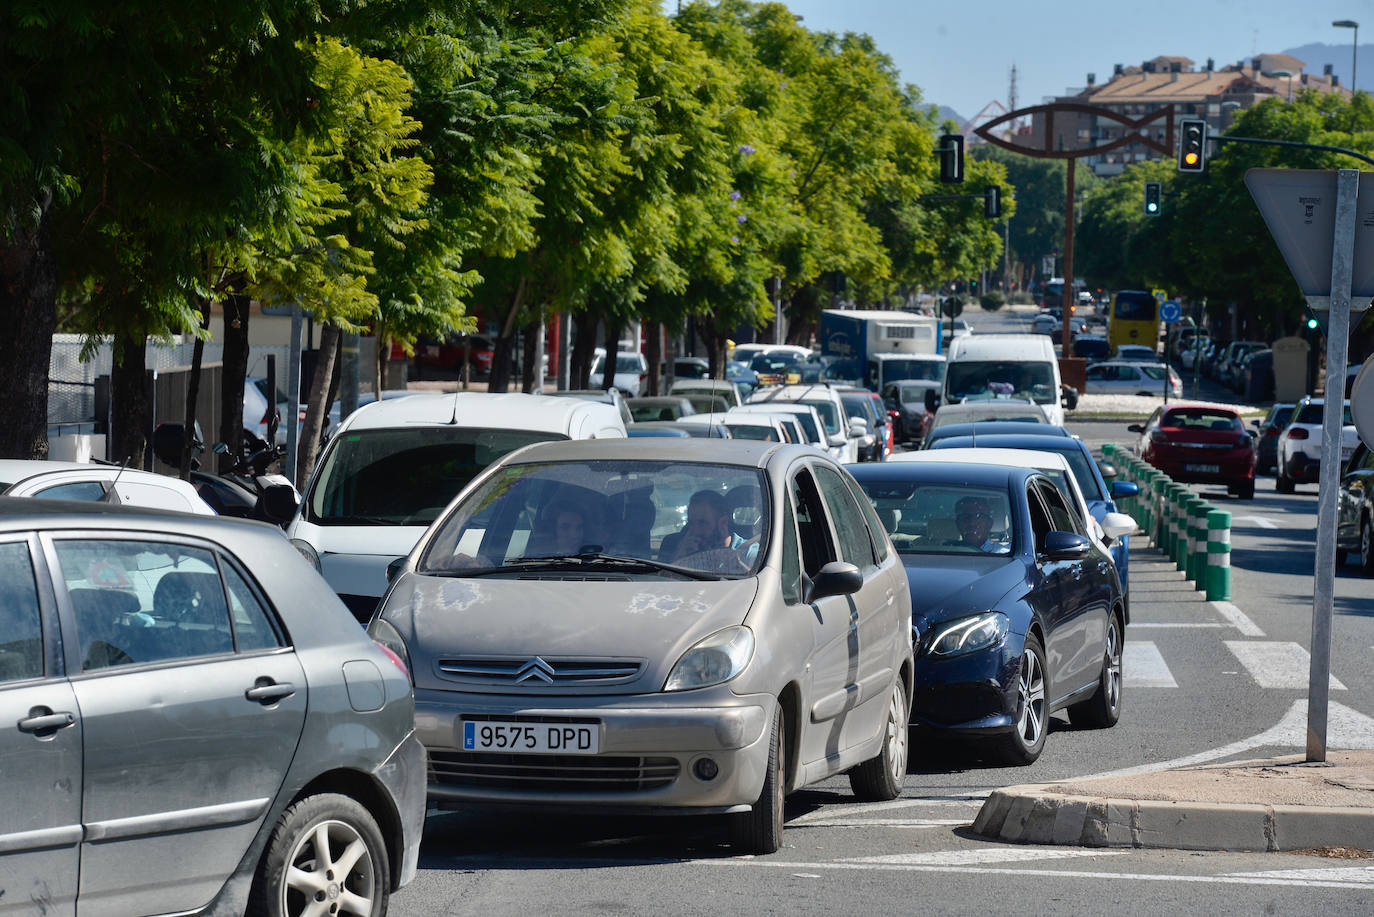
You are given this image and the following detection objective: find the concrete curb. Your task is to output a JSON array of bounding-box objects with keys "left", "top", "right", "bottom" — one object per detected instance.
[{"left": 972, "top": 786, "right": 1374, "bottom": 852}]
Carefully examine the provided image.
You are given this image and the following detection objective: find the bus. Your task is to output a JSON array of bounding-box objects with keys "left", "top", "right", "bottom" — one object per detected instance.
[{"left": 1107, "top": 290, "right": 1161, "bottom": 356}]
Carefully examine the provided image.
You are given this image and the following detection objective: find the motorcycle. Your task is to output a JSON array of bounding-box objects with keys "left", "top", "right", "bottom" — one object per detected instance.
[{"left": 150, "top": 422, "right": 299, "bottom": 526}]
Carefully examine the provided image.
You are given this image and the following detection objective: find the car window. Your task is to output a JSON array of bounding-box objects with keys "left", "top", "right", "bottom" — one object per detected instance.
[
  {"left": 1162, "top": 409, "right": 1242, "bottom": 430},
  {"left": 1118, "top": 366, "right": 1140, "bottom": 380},
  {"left": 54, "top": 540, "right": 235, "bottom": 671},
  {"left": 1026, "top": 484, "right": 1054, "bottom": 554},
  {"left": 852, "top": 480, "right": 1012, "bottom": 556},
  {"left": 221, "top": 562, "right": 285, "bottom": 651},
  {"left": 1296, "top": 403, "right": 1354, "bottom": 425},
  {"left": 1038, "top": 481, "right": 1081, "bottom": 535},
  {"left": 813, "top": 465, "right": 877, "bottom": 571},
  {"left": 780, "top": 496, "right": 803, "bottom": 604},
  {"left": 790, "top": 469, "right": 836, "bottom": 580},
  {"left": 0, "top": 541, "right": 43, "bottom": 683},
  {"left": 34, "top": 480, "right": 108, "bottom": 502},
  {"left": 842, "top": 473, "right": 892, "bottom": 564}
]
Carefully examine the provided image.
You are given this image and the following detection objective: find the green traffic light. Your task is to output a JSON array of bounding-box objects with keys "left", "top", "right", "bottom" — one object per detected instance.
[
  {"left": 1146, "top": 202, "right": 1158, "bottom": 213},
  {"left": 1306, "top": 318, "right": 1319, "bottom": 329}
]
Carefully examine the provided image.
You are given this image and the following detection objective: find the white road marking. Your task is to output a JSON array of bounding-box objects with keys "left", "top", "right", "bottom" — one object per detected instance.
[
  {"left": 1234, "top": 515, "right": 1278, "bottom": 529},
  {"left": 1225, "top": 641, "right": 1345, "bottom": 690},
  {"left": 699, "top": 859, "right": 1374, "bottom": 890},
  {"left": 1128, "top": 622, "right": 1224, "bottom": 629},
  {"left": 1124, "top": 641, "right": 1177, "bottom": 687},
  {"left": 1210, "top": 601, "right": 1265, "bottom": 637},
  {"left": 1223, "top": 866, "right": 1374, "bottom": 884},
  {"left": 1074, "top": 699, "right": 1374, "bottom": 781},
  {"left": 846, "top": 848, "right": 1131, "bottom": 866}
]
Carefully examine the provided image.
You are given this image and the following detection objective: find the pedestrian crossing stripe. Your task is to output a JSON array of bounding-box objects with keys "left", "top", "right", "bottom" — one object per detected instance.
[
  {"left": 1224, "top": 641, "right": 1346, "bottom": 691},
  {"left": 1124, "top": 641, "right": 1177, "bottom": 688}
]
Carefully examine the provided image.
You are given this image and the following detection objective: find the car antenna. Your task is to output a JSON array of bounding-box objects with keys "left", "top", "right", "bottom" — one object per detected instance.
[{"left": 101, "top": 457, "right": 132, "bottom": 507}]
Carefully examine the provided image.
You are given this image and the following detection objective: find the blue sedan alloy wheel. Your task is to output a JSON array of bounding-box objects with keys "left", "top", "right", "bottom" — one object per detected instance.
[
  {"left": 990, "top": 633, "right": 1048, "bottom": 765},
  {"left": 1069, "top": 612, "right": 1125, "bottom": 728}
]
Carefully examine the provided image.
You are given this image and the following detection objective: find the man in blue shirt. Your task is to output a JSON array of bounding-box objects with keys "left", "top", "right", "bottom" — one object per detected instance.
[
  {"left": 664, "top": 490, "right": 758, "bottom": 568},
  {"left": 950, "top": 495, "right": 1002, "bottom": 554}
]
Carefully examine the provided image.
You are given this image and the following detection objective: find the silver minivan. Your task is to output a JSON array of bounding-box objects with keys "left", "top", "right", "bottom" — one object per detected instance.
[{"left": 373, "top": 438, "right": 913, "bottom": 854}]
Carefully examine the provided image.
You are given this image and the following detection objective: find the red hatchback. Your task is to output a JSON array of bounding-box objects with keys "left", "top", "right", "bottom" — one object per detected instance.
[{"left": 1129, "top": 403, "right": 1256, "bottom": 499}]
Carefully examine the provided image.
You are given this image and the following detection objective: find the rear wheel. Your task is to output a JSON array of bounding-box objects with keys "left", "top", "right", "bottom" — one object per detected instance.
[
  {"left": 988, "top": 633, "right": 1048, "bottom": 766},
  {"left": 1069, "top": 612, "right": 1124, "bottom": 728},
  {"left": 1275, "top": 460, "right": 1295, "bottom": 494},
  {"left": 251, "top": 793, "right": 389, "bottom": 917},
  {"left": 1236, "top": 479, "right": 1255, "bottom": 500},
  {"left": 730, "top": 707, "right": 785, "bottom": 854},
  {"left": 849, "top": 680, "right": 909, "bottom": 801}
]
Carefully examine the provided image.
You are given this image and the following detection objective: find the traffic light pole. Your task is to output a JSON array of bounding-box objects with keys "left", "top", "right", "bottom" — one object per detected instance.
[{"left": 1210, "top": 135, "right": 1374, "bottom": 168}]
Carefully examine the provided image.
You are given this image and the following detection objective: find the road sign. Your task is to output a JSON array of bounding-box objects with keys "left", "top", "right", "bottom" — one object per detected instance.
[
  {"left": 1159, "top": 301, "right": 1182, "bottom": 323},
  {"left": 1152, "top": 288, "right": 1167, "bottom": 303},
  {"left": 1244, "top": 168, "right": 1374, "bottom": 313},
  {"left": 1354, "top": 355, "right": 1374, "bottom": 450}
]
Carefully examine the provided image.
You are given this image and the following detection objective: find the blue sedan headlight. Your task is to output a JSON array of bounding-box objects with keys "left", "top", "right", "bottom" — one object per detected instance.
[{"left": 927, "top": 612, "right": 1010, "bottom": 657}]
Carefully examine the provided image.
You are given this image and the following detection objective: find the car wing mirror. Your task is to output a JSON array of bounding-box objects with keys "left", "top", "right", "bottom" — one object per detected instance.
[
  {"left": 805, "top": 561, "right": 862, "bottom": 603},
  {"left": 258, "top": 481, "right": 300, "bottom": 524},
  {"left": 924, "top": 390, "right": 939, "bottom": 412},
  {"left": 848, "top": 417, "right": 868, "bottom": 437},
  {"left": 386, "top": 556, "right": 408, "bottom": 583},
  {"left": 1041, "top": 531, "right": 1091, "bottom": 560},
  {"left": 1110, "top": 480, "right": 1139, "bottom": 499},
  {"left": 1126, "top": 424, "right": 1145, "bottom": 434},
  {"left": 1099, "top": 512, "right": 1137, "bottom": 541},
  {"left": 1098, "top": 461, "right": 1118, "bottom": 481}
]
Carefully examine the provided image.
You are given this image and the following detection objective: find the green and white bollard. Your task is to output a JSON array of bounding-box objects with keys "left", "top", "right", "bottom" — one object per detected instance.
[
  {"left": 1188, "top": 499, "right": 1209, "bottom": 583},
  {"left": 1169, "top": 484, "right": 1188, "bottom": 568},
  {"left": 1206, "top": 509, "right": 1232, "bottom": 601},
  {"left": 1152, "top": 476, "right": 1169, "bottom": 549}
]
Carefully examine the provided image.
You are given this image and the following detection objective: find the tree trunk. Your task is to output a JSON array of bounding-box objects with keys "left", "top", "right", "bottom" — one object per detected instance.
[
  {"left": 488, "top": 275, "right": 528, "bottom": 394},
  {"left": 0, "top": 198, "right": 58, "bottom": 460},
  {"left": 571, "top": 315, "right": 598, "bottom": 389},
  {"left": 706, "top": 326, "right": 728, "bottom": 380},
  {"left": 521, "top": 319, "right": 539, "bottom": 393},
  {"left": 375, "top": 336, "right": 387, "bottom": 397},
  {"left": 218, "top": 292, "right": 251, "bottom": 472},
  {"left": 601, "top": 321, "right": 622, "bottom": 392},
  {"left": 180, "top": 298, "right": 213, "bottom": 478},
  {"left": 645, "top": 323, "right": 662, "bottom": 396},
  {"left": 297, "top": 325, "right": 340, "bottom": 482},
  {"left": 111, "top": 333, "right": 150, "bottom": 469}
]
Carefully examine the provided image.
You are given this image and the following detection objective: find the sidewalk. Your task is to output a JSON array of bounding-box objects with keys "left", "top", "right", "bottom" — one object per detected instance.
[{"left": 972, "top": 751, "right": 1374, "bottom": 853}]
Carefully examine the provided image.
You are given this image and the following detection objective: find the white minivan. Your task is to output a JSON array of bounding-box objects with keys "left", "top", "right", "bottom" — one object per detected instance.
[
  {"left": 287, "top": 392, "right": 626, "bottom": 620},
  {"left": 940, "top": 334, "right": 1069, "bottom": 426}
]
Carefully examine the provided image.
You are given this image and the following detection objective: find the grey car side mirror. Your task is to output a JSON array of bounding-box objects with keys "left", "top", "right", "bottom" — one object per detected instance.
[
  {"left": 386, "top": 557, "right": 407, "bottom": 583},
  {"left": 806, "top": 561, "right": 862, "bottom": 603},
  {"left": 1042, "top": 531, "right": 1091, "bottom": 560}
]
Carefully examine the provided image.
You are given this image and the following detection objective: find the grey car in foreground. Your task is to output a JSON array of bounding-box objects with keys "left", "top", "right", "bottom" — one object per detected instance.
[
  {"left": 373, "top": 438, "right": 914, "bottom": 854},
  {"left": 0, "top": 499, "right": 424, "bottom": 917}
]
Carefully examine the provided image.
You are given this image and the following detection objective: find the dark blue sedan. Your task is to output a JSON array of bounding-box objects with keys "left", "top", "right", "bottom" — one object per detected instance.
[
  {"left": 922, "top": 421, "right": 1071, "bottom": 451},
  {"left": 927, "top": 430, "right": 1139, "bottom": 605},
  {"left": 848, "top": 461, "right": 1126, "bottom": 765}
]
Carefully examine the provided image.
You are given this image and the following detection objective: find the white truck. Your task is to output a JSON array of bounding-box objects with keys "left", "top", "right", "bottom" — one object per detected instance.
[{"left": 819, "top": 309, "right": 941, "bottom": 392}]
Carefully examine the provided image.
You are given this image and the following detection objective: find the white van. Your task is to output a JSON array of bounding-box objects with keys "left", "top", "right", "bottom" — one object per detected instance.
[
  {"left": 941, "top": 334, "right": 1068, "bottom": 426},
  {"left": 287, "top": 392, "right": 625, "bottom": 620}
]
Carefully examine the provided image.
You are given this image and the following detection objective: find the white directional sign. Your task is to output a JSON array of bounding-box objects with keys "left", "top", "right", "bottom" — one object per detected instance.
[
  {"left": 1354, "top": 355, "right": 1374, "bottom": 450},
  {"left": 1159, "top": 300, "right": 1182, "bottom": 323},
  {"left": 1244, "top": 168, "right": 1374, "bottom": 312}
]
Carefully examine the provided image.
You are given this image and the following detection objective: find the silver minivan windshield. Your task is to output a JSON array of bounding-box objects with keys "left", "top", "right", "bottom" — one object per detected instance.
[
  {"left": 420, "top": 460, "right": 769, "bottom": 579},
  {"left": 946, "top": 360, "right": 1056, "bottom": 405},
  {"left": 307, "top": 427, "right": 565, "bottom": 527}
]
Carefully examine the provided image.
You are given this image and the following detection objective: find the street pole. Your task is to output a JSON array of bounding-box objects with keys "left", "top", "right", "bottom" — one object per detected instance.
[
  {"left": 1192, "top": 297, "right": 1204, "bottom": 400},
  {"left": 1061, "top": 159, "right": 1076, "bottom": 356},
  {"left": 1307, "top": 168, "right": 1358, "bottom": 763},
  {"left": 285, "top": 305, "right": 302, "bottom": 488}
]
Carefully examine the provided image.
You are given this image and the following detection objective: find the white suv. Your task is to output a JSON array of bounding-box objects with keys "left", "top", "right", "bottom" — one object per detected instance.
[
  {"left": 1275, "top": 396, "right": 1358, "bottom": 493},
  {"left": 745, "top": 384, "right": 865, "bottom": 462}
]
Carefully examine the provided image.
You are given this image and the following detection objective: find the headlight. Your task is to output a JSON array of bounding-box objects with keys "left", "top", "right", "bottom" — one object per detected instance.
[
  {"left": 368, "top": 618, "right": 412, "bottom": 679},
  {"left": 663, "top": 626, "right": 755, "bottom": 692},
  {"left": 926, "top": 612, "right": 1009, "bottom": 657},
  {"left": 290, "top": 538, "right": 321, "bottom": 571}
]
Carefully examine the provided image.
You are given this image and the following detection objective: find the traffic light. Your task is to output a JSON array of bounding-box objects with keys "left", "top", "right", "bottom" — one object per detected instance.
[
  {"left": 1306, "top": 316, "right": 1320, "bottom": 330},
  {"left": 1144, "top": 181, "right": 1161, "bottom": 215},
  {"left": 938, "top": 133, "right": 964, "bottom": 183},
  {"left": 1178, "top": 119, "right": 1207, "bottom": 173},
  {"left": 983, "top": 185, "right": 1001, "bottom": 218}
]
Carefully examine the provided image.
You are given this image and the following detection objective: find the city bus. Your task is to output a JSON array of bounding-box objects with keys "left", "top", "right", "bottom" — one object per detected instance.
[{"left": 1107, "top": 290, "right": 1161, "bottom": 356}]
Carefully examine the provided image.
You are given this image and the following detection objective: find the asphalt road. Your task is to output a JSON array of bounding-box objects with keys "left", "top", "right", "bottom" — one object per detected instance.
[{"left": 390, "top": 308, "right": 1374, "bottom": 915}]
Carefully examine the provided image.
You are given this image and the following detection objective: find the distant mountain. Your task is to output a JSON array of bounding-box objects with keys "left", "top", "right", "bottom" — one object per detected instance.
[
  {"left": 933, "top": 105, "right": 964, "bottom": 129},
  {"left": 1281, "top": 41, "right": 1373, "bottom": 87}
]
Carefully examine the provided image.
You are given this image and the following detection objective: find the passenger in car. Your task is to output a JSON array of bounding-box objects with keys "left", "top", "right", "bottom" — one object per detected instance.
[
  {"left": 661, "top": 489, "right": 760, "bottom": 568},
  {"left": 949, "top": 496, "right": 1000, "bottom": 553},
  {"left": 530, "top": 500, "right": 591, "bottom": 556}
]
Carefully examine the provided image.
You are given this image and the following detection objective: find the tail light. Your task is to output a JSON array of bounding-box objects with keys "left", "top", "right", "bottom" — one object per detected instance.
[
  {"left": 1288, "top": 428, "right": 1309, "bottom": 440},
  {"left": 1266, "top": 428, "right": 1278, "bottom": 437},
  {"left": 1150, "top": 430, "right": 1169, "bottom": 445},
  {"left": 375, "top": 642, "right": 410, "bottom": 680}
]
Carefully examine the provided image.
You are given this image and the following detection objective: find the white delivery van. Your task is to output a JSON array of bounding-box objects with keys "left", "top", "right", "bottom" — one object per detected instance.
[
  {"left": 941, "top": 334, "right": 1068, "bottom": 426},
  {"left": 287, "top": 392, "right": 626, "bottom": 620}
]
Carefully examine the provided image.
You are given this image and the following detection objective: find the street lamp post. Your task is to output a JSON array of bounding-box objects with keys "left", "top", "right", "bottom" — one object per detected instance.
[
  {"left": 1334, "top": 20, "right": 1359, "bottom": 94},
  {"left": 1269, "top": 69, "right": 1294, "bottom": 102}
]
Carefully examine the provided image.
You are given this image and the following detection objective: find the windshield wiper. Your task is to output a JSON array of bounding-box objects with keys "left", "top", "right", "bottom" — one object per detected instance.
[
  {"left": 502, "top": 553, "right": 726, "bottom": 581},
  {"left": 322, "top": 514, "right": 398, "bottom": 526}
]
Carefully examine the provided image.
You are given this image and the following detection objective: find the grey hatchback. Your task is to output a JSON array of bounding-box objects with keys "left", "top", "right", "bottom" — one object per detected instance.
[
  {"left": 0, "top": 499, "right": 424, "bottom": 917},
  {"left": 373, "top": 438, "right": 913, "bottom": 854}
]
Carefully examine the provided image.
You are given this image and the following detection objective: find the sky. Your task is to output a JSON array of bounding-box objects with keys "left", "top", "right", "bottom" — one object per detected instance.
[{"left": 745, "top": 1, "right": 1370, "bottom": 122}]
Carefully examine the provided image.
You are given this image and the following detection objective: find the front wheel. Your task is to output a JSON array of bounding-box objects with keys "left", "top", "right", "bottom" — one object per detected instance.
[
  {"left": 988, "top": 633, "right": 1048, "bottom": 765},
  {"left": 1236, "top": 479, "right": 1255, "bottom": 500},
  {"left": 849, "top": 680, "right": 909, "bottom": 801},
  {"left": 1361, "top": 516, "right": 1374, "bottom": 577},
  {"left": 730, "top": 707, "right": 785, "bottom": 854},
  {"left": 1069, "top": 612, "right": 1124, "bottom": 728},
  {"left": 250, "top": 793, "right": 390, "bottom": 917}
]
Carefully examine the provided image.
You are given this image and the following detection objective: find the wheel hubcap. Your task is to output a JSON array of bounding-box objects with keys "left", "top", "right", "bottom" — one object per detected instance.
[
  {"left": 282, "top": 819, "right": 375, "bottom": 917},
  {"left": 1016, "top": 648, "right": 1046, "bottom": 747},
  {"left": 1104, "top": 621, "right": 1122, "bottom": 711},
  {"left": 1363, "top": 519, "right": 1373, "bottom": 568},
  {"left": 887, "top": 684, "right": 909, "bottom": 785}
]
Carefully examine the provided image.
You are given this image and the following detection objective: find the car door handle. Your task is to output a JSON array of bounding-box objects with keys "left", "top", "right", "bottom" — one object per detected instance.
[
  {"left": 245, "top": 682, "right": 297, "bottom": 703},
  {"left": 18, "top": 710, "right": 76, "bottom": 734},
  {"left": 885, "top": 588, "right": 895, "bottom": 607}
]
